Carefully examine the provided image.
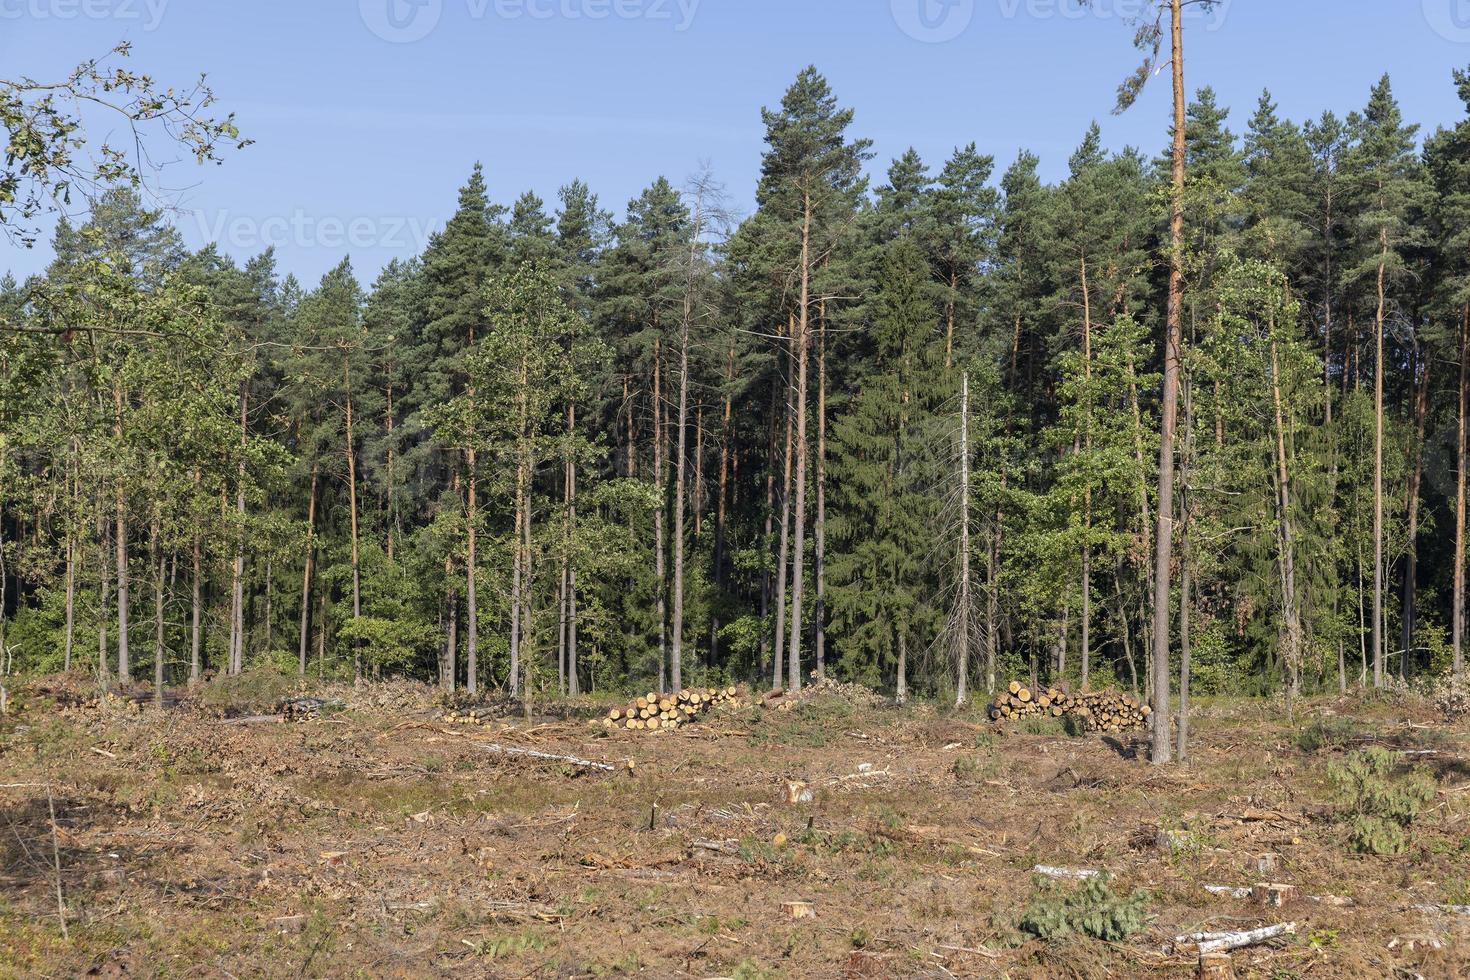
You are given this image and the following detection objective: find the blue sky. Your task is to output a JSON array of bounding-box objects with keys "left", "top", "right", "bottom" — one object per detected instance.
[{"left": 4, "top": 1, "right": 1470, "bottom": 285}]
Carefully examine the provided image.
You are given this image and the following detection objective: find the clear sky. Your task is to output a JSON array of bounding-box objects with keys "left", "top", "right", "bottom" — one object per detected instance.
[{"left": 4, "top": 1, "right": 1470, "bottom": 285}]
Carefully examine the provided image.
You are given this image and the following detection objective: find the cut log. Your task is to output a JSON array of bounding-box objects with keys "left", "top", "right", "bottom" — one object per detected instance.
[
  {"left": 1251, "top": 883, "right": 1296, "bottom": 908},
  {"left": 1197, "top": 952, "right": 1234, "bottom": 980},
  {"left": 479, "top": 744, "right": 617, "bottom": 772},
  {"left": 1033, "top": 865, "right": 1099, "bottom": 881},
  {"left": 1175, "top": 923, "right": 1297, "bottom": 957},
  {"left": 781, "top": 900, "right": 815, "bottom": 920}
]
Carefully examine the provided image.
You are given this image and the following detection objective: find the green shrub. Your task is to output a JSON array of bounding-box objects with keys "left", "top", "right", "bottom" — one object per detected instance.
[
  {"left": 1017, "top": 716, "right": 1066, "bottom": 737},
  {"left": 1327, "top": 747, "right": 1436, "bottom": 855},
  {"left": 1294, "top": 717, "right": 1362, "bottom": 754},
  {"left": 1017, "top": 874, "right": 1150, "bottom": 942}
]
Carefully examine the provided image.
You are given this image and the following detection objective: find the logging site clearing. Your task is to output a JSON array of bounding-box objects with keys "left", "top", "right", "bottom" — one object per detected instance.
[{"left": 2, "top": 674, "right": 1469, "bottom": 979}]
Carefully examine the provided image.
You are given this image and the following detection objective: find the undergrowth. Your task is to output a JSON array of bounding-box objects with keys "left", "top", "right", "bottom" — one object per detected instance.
[
  {"left": 1015, "top": 874, "right": 1150, "bottom": 942},
  {"left": 1327, "top": 747, "right": 1435, "bottom": 855}
]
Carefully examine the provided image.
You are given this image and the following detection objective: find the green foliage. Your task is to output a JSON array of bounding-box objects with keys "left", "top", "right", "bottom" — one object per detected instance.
[
  {"left": 1327, "top": 748, "right": 1436, "bottom": 855},
  {"left": 1294, "top": 717, "right": 1364, "bottom": 754},
  {"left": 1016, "top": 874, "right": 1151, "bottom": 942}
]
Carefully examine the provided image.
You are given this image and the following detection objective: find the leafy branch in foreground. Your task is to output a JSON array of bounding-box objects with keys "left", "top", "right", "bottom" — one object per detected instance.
[{"left": 1, "top": 41, "right": 251, "bottom": 247}]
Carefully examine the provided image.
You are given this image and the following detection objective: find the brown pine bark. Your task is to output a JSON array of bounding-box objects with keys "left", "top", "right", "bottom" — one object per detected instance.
[
  {"left": 151, "top": 505, "right": 165, "bottom": 707},
  {"left": 1456, "top": 305, "right": 1469, "bottom": 678},
  {"left": 815, "top": 297, "right": 828, "bottom": 681},
  {"left": 343, "top": 360, "right": 362, "bottom": 682},
  {"left": 1270, "top": 335, "right": 1302, "bottom": 705},
  {"left": 298, "top": 462, "right": 318, "bottom": 677},
  {"left": 1401, "top": 355, "right": 1430, "bottom": 679},
  {"left": 653, "top": 339, "right": 668, "bottom": 694},
  {"left": 787, "top": 198, "right": 813, "bottom": 694},
  {"left": 1149, "top": 0, "right": 1186, "bottom": 765},
  {"left": 672, "top": 308, "right": 691, "bottom": 692},
  {"left": 114, "top": 378, "right": 131, "bottom": 683},
  {"left": 568, "top": 405, "right": 580, "bottom": 697},
  {"left": 1372, "top": 229, "right": 1388, "bottom": 687},
  {"left": 773, "top": 320, "right": 796, "bottom": 691}
]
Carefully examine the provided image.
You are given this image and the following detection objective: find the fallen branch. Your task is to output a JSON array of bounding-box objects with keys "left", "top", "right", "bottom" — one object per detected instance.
[
  {"left": 45, "top": 782, "right": 68, "bottom": 940},
  {"left": 478, "top": 743, "right": 617, "bottom": 772},
  {"left": 1410, "top": 903, "right": 1470, "bottom": 916},
  {"left": 1173, "top": 922, "right": 1297, "bottom": 957},
  {"left": 1033, "top": 864, "right": 1099, "bottom": 881}
]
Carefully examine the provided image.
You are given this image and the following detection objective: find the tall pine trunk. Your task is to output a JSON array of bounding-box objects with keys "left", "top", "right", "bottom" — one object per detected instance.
[
  {"left": 114, "top": 379, "right": 131, "bottom": 683},
  {"left": 298, "top": 463, "right": 318, "bottom": 677},
  {"left": 672, "top": 311, "right": 691, "bottom": 692},
  {"left": 786, "top": 199, "right": 813, "bottom": 693},
  {"left": 1270, "top": 335, "right": 1302, "bottom": 704},
  {"left": 1149, "top": 0, "right": 1186, "bottom": 764},
  {"left": 653, "top": 340, "right": 668, "bottom": 694},
  {"left": 465, "top": 451, "right": 479, "bottom": 695},
  {"left": 1402, "top": 358, "right": 1430, "bottom": 679},
  {"left": 773, "top": 325, "right": 795, "bottom": 691},
  {"left": 815, "top": 299, "right": 828, "bottom": 681},
  {"left": 342, "top": 360, "right": 362, "bottom": 682},
  {"left": 1456, "top": 304, "right": 1469, "bottom": 678},
  {"left": 956, "top": 373, "right": 972, "bottom": 706},
  {"left": 151, "top": 506, "right": 165, "bottom": 707},
  {"left": 1372, "top": 230, "right": 1388, "bottom": 688}
]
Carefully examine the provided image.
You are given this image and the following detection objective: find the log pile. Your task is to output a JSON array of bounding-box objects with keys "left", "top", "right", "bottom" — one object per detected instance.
[
  {"left": 988, "top": 682, "right": 1151, "bottom": 733},
  {"left": 1433, "top": 677, "right": 1468, "bottom": 723},
  {"left": 601, "top": 686, "right": 743, "bottom": 733},
  {"left": 278, "top": 697, "right": 344, "bottom": 722},
  {"left": 440, "top": 706, "right": 496, "bottom": 727}
]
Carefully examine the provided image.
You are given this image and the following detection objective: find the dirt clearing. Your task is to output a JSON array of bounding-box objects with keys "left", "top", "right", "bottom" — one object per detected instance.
[{"left": 2, "top": 677, "right": 1468, "bottom": 978}]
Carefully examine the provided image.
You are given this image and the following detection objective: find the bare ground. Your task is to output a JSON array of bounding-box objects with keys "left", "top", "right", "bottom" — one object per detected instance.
[{"left": 1, "top": 677, "right": 1468, "bottom": 979}]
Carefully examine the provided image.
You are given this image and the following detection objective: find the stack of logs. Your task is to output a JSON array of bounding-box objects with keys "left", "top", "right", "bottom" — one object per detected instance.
[
  {"left": 440, "top": 706, "right": 495, "bottom": 727},
  {"left": 278, "top": 697, "right": 344, "bottom": 722},
  {"left": 989, "top": 682, "right": 1151, "bottom": 734},
  {"left": 603, "top": 686, "right": 741, "bottom": 733}
]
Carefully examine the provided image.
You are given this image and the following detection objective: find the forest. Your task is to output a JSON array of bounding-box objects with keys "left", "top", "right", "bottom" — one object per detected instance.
[{"left": 4, "top": 16, "right": 1470, "bottom": 769}]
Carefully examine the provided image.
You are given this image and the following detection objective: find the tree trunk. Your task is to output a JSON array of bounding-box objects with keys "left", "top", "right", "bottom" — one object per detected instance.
[
  {"left": 713, "top": 343, "right": 735, "bottom": 663},
  {"left": 114, "top": 379, "right": 131, "bottom": 683},
  {"left": 787, "top": 198, "right": 813, "bottom": 694},
  {"left": 343, "top": 361, "right": 362, "bottom": 683},
  {"left": 386, "top": 376, "right": 397, "bottom": 562},
  {"left": 1372, "top": 232, "right": 1387, "bottom": 688},
  {"left": 1401, "top": 355, "right": 1430, "bottom": 680},
  {"left": 1457, "top": 304, "right": 1469, "bottom": 679},
  {"left": 298, "top": 462, "right": 318, "bottom": 677},
  {"left": 896, "top": 623, "right": 909, "bottom": 705},
  {"left": 957, "top": 372, "right": 972, "bottom": 706},
  {"left": 98, "top": 519, "right": 110, "bottom": 686},
  {"left": 653, "top": 339, "right": 668, "bottom": 694},
  {"left": 1270, "top": 336, "right": 1302, "bottom": 703},
  {"left": 443, "top": 557, "right": 458, "bottom": 691},
  {"left": 230, "top": 382, "right": 248, "bottom": 676},
  {"left": 520, "top": 472, "right": 534, "bottom": 712},
  {"left": 568, "top": 405, "right": 580, "bottom": 696},
  {"left": 815, "top": 297, "right": 828, "bottom": 681},
  {"left": 1178, "top": 517, "right": 1192, "bottom": 761},
  {"left": 1080, "top": 254, "right": 1093, "bottom": 692},
  {"left": 1149, "top": 0, "right": 1186, "bottom": 765},
  {"left": 151, "top": 505, "right": 165, "bottom": 707},
  {"left": 672, "top": 310, "right": 691, "bottom": 692},
  {"left": 63, "top": 524, "right": 75, "bottom": 673},
  {"left": 466, "top": 451, "right": 479, "bottom": 695},
  {"left": 773, "top": 331, "right": 795, "bottom": 691}
]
